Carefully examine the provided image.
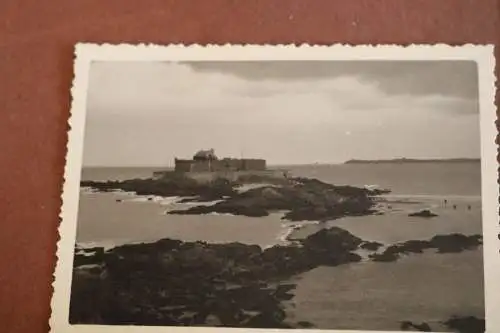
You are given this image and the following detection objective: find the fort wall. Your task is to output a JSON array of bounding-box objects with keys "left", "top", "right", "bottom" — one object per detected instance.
[
  {"left": 174, "top": 157, "right": 266, "bottom": 173},
  {"left": 182, "top": 170, "right": 284, "bottom": 184}
]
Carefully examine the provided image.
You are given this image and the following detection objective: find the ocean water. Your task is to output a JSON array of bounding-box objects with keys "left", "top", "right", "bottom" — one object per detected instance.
[{"left": 77, "top": 163, "right": 484, "bottom": 331}]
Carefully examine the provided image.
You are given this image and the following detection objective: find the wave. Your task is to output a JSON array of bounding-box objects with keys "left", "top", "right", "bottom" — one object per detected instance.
[
  {"left": 76, "top": 240, "right": 119, "bottom": 251},
  {"left": 263, "top": 221, "right": 322, "bottom": 249}
]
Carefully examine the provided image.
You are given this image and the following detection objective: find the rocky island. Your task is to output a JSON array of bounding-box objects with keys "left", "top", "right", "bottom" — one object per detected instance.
[{"left": 82, "top": 173, "right": 390, "bottom": 222}]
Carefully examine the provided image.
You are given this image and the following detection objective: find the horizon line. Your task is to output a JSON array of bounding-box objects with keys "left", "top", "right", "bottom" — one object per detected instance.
[{"left": 82, "top": 157, "right": 481, "bottom": 169}]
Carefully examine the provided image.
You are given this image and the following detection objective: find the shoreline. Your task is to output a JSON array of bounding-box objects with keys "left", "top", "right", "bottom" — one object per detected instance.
[
  {"left": 73, "top": 173, "right": 484, "bottom": 330},
  {"left": 71, "top": 224, "right": 483, "bottom": 328},
  {"left": 78, "top": 181, "right": 482, "bottom": 251}
]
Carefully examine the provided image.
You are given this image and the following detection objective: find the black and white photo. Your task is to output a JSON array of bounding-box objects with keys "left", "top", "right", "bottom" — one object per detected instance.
[{"left": 50, "top": 44, "right": 498, "bottom": 333}]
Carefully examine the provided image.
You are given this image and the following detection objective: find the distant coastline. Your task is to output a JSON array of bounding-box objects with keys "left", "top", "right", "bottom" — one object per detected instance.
[{"left": 344, "top": 158, "right": 480, "bottom": 164}]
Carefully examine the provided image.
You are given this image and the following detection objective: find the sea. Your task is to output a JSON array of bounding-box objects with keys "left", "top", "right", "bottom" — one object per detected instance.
[{"left": 78, "top": 163, "right": 484, "bottom": 331}]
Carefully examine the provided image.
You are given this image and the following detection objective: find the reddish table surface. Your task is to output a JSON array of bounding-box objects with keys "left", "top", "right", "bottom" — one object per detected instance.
[{"left": 0, "top": 1, "right": 498, "bottom": 332}]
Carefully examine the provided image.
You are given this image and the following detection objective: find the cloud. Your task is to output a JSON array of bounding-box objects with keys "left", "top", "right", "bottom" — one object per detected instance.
[
  {"left": 83, "top": 61, "right": 480, "bottom": 166},
  {"left": 87, "top": 61, "right": 478, "bottom": 121},
  {"left": 188, "top": 60, "right": 479, "bottom": 99}
]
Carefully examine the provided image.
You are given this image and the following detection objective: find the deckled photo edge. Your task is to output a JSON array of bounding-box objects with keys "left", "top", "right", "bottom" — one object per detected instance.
[{"left": 50, "top": 43, "right": 498, "bottom": 333}]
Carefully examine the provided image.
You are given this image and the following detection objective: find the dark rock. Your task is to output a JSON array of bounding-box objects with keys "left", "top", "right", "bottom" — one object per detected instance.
[
  {"left": 236, "top": 173, "right": 289, "bottom": 186},
  {"left": 170, "top": 204, "right": 270, "bottom": 218},
  {"left": 295, "top": 321, "right": 315, "bottom": 328},
  {"left": 81, "top": 175, "right": 237, "bottom": 201},
  {"left": 360, "top": 241, "right": 384, "bottom": 251},
  {"left": 400, "top": 320, "right": 432, "bottom": 331},
  {"left": 301, "top": 227, "right": 363, "bottom": 254},
  {"left": 84, "top": 175, "right": 387, "bottom": 221},
  {"left": 370, "top": 234, "right": 482, "bottom": 263},
  {"left": 430, "top": 234, "right": 482, "bottom": 253},
  {"left": 69, "top": 226, "right": 369, "bottom": 327},
  {"left": 272, "top": 284, "right": 296, "bottom": 301},
  {"left": 167, "top": 177, "right": 384, "bottom": 221},
  {"left": 408, "top": 209, "right": 438, "bottom": 218},
  {"left": 400, "top": 316, "right": 486, "bottom": 333},
  {"left": 370, "top": 251, "right": 399, "bottom": 262},
  {"left": 443, "top": 316, "right": 485, "bottom": 333}
]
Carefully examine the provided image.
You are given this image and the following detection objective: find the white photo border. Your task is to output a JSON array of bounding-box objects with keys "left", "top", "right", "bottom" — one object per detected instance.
[{"left": 50, "top": 43, "right": 498, "bottom": 333}]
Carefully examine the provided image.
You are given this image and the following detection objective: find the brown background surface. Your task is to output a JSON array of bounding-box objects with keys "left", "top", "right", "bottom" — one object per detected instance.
[{"left": 0, "top": 1, "right": 498, "bottom": 332}]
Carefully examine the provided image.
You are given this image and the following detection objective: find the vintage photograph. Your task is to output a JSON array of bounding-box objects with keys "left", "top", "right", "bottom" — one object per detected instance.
[{"left": 52, "top": 45, "right": 497, "bottom": 333}]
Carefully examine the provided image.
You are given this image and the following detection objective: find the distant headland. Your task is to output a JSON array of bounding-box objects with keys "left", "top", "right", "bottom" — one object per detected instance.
[{"left": 344, "top": 158, "right": 480, "bottom": 164}]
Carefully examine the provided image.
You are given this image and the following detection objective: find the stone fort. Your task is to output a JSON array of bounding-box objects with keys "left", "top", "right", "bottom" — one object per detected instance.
[{"left": 174, "top": 149, "right": 266, "bottom": 173}]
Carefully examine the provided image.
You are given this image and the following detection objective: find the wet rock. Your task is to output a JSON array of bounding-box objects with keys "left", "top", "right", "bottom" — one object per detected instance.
[
  {"left": 443, "top": 316, "right": 485, "bottom": 333},
  {"left": 302, "top": 227, "right": 363, "bottom": 254},
  {"left": 171, "top": 178, "right": 381, "bottom": 221},
  {"left": 72, "top": 227, "right": 483, "bottom": 328},
  {"left": 272, "top": 284, "right": 296, "bottom": 301},
  {"left": 400, "top": 320, "right": 432, "bottom": 331},
  {"left": 260, "top": 187, "right": 283, "bottom": 200},
  {"left": 408, "top": 209, "right": 438, "bottom": 218},
  {"left": 170, "top": 203, "right": 270, "bottom": 218},
  {"left": 370, "top": 251, "right": 399, "bottom": 262},
  {"left": 370, "top": 234, "right": 482, "bottom": 262},
  {"left": 236, "top": 173, "right": 289, "bottom": 186},
  {"left": 84, "top": 175, "right": 386, "bottom": 222},
  {"left": 401, "top": 316, "right": 485, "bottom": 333},
  {"left": 69, "top": 226, "right": 370, "bottom": 327},
  {"left": 295, "top": 321, "right": 315, "bottom": 328},
  {"left": 430, "top": 234, "right": 482, "bottom": 253},
  {"left": 81, "top": 175, "right": 236, "bottom": 201},
  {"left": 360, "top": 241, "right": 384, "bottom": 251}
]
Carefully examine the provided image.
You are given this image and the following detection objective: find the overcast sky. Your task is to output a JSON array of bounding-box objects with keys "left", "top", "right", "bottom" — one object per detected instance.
[{"left": 83, "top": 60, "right": 479, "bottom": 166}]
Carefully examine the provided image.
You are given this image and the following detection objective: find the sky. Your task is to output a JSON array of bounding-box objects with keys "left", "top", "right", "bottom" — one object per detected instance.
[{"left": 83, "top": 60, "right": 480, "bottom": 167}]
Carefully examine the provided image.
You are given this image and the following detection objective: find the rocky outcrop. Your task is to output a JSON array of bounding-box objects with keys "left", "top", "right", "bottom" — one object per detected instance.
[
  {"left": 82, "top": 175, "right": 387, "bottom": 221},
  {"left": 400, "top": 316, "right": 484, "bottom": 333},
  {"left": 170, "top": 177, "right": 382, "bottom": 221},
  {"left": 444, "top": 316, "right": 485, "bottom": 333},
  {"left": 400, "top": 320, "right": 432, "bottom": 331},
  {"left": 70, "top": 226, "right": 484, "bottom": 328},
  {"left": 359, "top": 241, "right": 384, "bottom": 251},
  {"left": 370, "top": 233, "right": 482, "bottom": 262},
  {"left": 81, "top": 175, "right": 236, "bottom": 201},
  {"left": 70, "top": 227, "right": 367, "bottom": 327},
  {"left": 408, "top": 209, "right": 438, "bottom": 218}
]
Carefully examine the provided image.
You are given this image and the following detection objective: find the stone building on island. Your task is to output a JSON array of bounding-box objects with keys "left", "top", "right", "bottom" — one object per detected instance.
[
  {"left": 174, "top": 149, "right": 267, "bottom": 173},
  {"left": 153, "top": 149, "right": 283, "bottom": 183}
]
